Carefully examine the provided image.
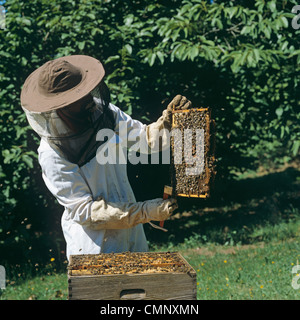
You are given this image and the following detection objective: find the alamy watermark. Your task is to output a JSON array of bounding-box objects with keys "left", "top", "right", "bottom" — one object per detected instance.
[
  {"left": 95, "top": 122, "right": 205, "bottom": 176},
  {"left": 0, "top": 265, "right": 5, "bottom": 290},
  {"left": 292, "top": 263, "right": 300, "bottom": 290},
  {"left": 0, "top": 5, "right": 5, "bottom": 30},
  {"left": 292, "top": 5, "right": 300, "bottom": 29}
]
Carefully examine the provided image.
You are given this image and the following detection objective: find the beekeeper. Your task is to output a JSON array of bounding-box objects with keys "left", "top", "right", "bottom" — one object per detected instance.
[{"left": 20, "top": 55, "right": 192, "bottom": 260}]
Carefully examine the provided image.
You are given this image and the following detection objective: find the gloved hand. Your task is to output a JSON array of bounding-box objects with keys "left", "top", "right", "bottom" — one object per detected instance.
[
  {"left": 167, "top": 94, "right": 193, "bottom": 111},
  {"left": 146, "top": 94, "right": 192, "bottom": 149},
  {"left": 162, "top": 94, "right": 193, "bottom": 131},
  {"left": 90, "top": 197, "right": 178, "bottom": 230},
  {"left": 143, "top": 198, "right": 178, "bottom": 221}
]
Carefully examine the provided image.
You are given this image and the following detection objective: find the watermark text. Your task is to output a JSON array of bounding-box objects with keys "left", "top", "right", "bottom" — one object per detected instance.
[
  {"left": 292, "top": 263, "right": 300, "bottom": 290},
  {"left": 292, "top": 5, "right": 300, "bottom": 30},
  {"left": 0, "top": 265, "right": 5, "bottom": 290},
  {"left": 0, "top": 5, "right": 5, "bottom": 30},
  {"left": 95, "top": 121, "right": 205, "bottom": 176}
]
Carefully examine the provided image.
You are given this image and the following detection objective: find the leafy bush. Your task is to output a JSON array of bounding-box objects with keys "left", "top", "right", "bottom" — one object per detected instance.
[{"left": 0, "top": 0, "right": 299, "bottom": 268}]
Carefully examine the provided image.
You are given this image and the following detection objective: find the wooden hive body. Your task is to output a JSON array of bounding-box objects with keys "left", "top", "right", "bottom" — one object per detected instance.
[{"left": 68, "top": 252, "right": 197, "bottom": 300}]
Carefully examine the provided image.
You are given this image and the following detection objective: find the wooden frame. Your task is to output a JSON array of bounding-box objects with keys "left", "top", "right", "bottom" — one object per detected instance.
[{"left": 171, "top": 107, "right": 215, "bottom": 198}]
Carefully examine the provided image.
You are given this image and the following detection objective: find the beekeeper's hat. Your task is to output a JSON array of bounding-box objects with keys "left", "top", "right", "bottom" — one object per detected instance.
[{"left": 21, "top": 55, "right": 105, "bottom": 112}]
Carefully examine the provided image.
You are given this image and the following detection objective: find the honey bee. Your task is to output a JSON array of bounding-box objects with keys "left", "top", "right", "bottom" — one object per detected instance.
[
  {"left": 171, "top": 108, "right": 215, "bottom": 197},
  {"left": 69, "top": 252, "right": 192, "bottom": 275}
]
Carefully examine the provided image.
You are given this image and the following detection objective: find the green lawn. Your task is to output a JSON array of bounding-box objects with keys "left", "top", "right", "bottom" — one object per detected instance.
[
  {"left": 0, "top": 272, "right": 68, "bottom": 300},
  {"left": 1, "top": 237, "right": 299, "bottom": 300},
  {"left": 186, "top": 240, "right": 300, "bottom": 300}
]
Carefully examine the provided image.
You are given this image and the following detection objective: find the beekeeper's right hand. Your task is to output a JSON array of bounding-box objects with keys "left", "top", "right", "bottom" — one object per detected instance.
[{"left": 90, "top": 197, "right": 178, "bottom": 230}]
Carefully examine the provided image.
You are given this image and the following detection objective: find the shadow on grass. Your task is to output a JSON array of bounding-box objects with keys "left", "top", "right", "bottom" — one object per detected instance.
[{"left": 136, "top": 165, "right": 300, "bottom": 247}]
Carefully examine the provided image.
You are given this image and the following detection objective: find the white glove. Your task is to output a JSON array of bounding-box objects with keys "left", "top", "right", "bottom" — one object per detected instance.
[
  {"left": 143, "top": 198, "right": 178, "bottom": 221},
  {"left": 90, "top": 197, "right": 178, "bottom": 230},
  {"left": 146, "top": 94, "right": 192, "bottom": 149}
]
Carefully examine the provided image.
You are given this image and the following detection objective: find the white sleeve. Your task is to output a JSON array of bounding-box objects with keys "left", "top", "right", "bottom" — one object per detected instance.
[
  {"left": 38, "top": 139, "right": 93, "bottom": 225},
  {"left": 109, "top": 103, "right": 148, "bottom": 150},
  {"left": 109, "top": 104, "right": 170, "bottom": 153}
]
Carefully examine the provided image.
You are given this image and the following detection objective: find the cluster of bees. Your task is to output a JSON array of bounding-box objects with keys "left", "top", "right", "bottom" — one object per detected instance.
[
  {"left": 68, "top": 252, "right": 192, "bottom": 275},
  {"left": 171, "top": 107, "right": 215, "bottom": 198}
]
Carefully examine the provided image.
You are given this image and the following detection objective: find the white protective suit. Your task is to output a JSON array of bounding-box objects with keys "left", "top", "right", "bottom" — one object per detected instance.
[{"left": 26, "top": 99, "right": 173, "bottom": 260}]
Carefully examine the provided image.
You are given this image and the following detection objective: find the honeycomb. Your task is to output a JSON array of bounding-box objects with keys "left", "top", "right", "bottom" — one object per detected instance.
[
  {"left": 170, "top": 108, "right": 215, "bottom": 198},
  {"left": 68, "top": 252, "right": 193, "bottom": 276}
]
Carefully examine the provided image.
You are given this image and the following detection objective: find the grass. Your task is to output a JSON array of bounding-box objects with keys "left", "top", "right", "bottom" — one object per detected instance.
[
  {"left": 1, "top": 237, "right": 299, "bottom": 300},
  {"left": 0, "top": 273, "right": 68, "bottom": 300},
  {"left": 186, "top": 240, "right": 300, "bottom": 300},
  {"left": 1, "top": 162, "right": 300, "bottom": 300}
]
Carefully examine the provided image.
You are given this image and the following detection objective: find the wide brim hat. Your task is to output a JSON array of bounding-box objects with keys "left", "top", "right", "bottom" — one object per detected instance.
[{"left": 21, "top": 55, "right": 105, "bottom": 113}]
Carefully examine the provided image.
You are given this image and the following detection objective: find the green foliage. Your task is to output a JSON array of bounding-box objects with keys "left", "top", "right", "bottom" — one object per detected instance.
[{"left": 0, "top": 0, "right": 299, "bottom": 268}]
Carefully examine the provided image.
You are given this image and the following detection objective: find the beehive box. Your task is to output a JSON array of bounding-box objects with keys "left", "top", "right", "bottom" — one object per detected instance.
[
  {"left": 68, "top": 251, "right": 197, "bottom": 300},
  {"left": 171, "top": 107, "right": 216, "bottom": 198}
]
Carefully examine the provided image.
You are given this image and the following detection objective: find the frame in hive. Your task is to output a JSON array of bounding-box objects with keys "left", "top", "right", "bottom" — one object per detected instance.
[{"left": 68, "top": 252, "right": 197, "bottom": 300}]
